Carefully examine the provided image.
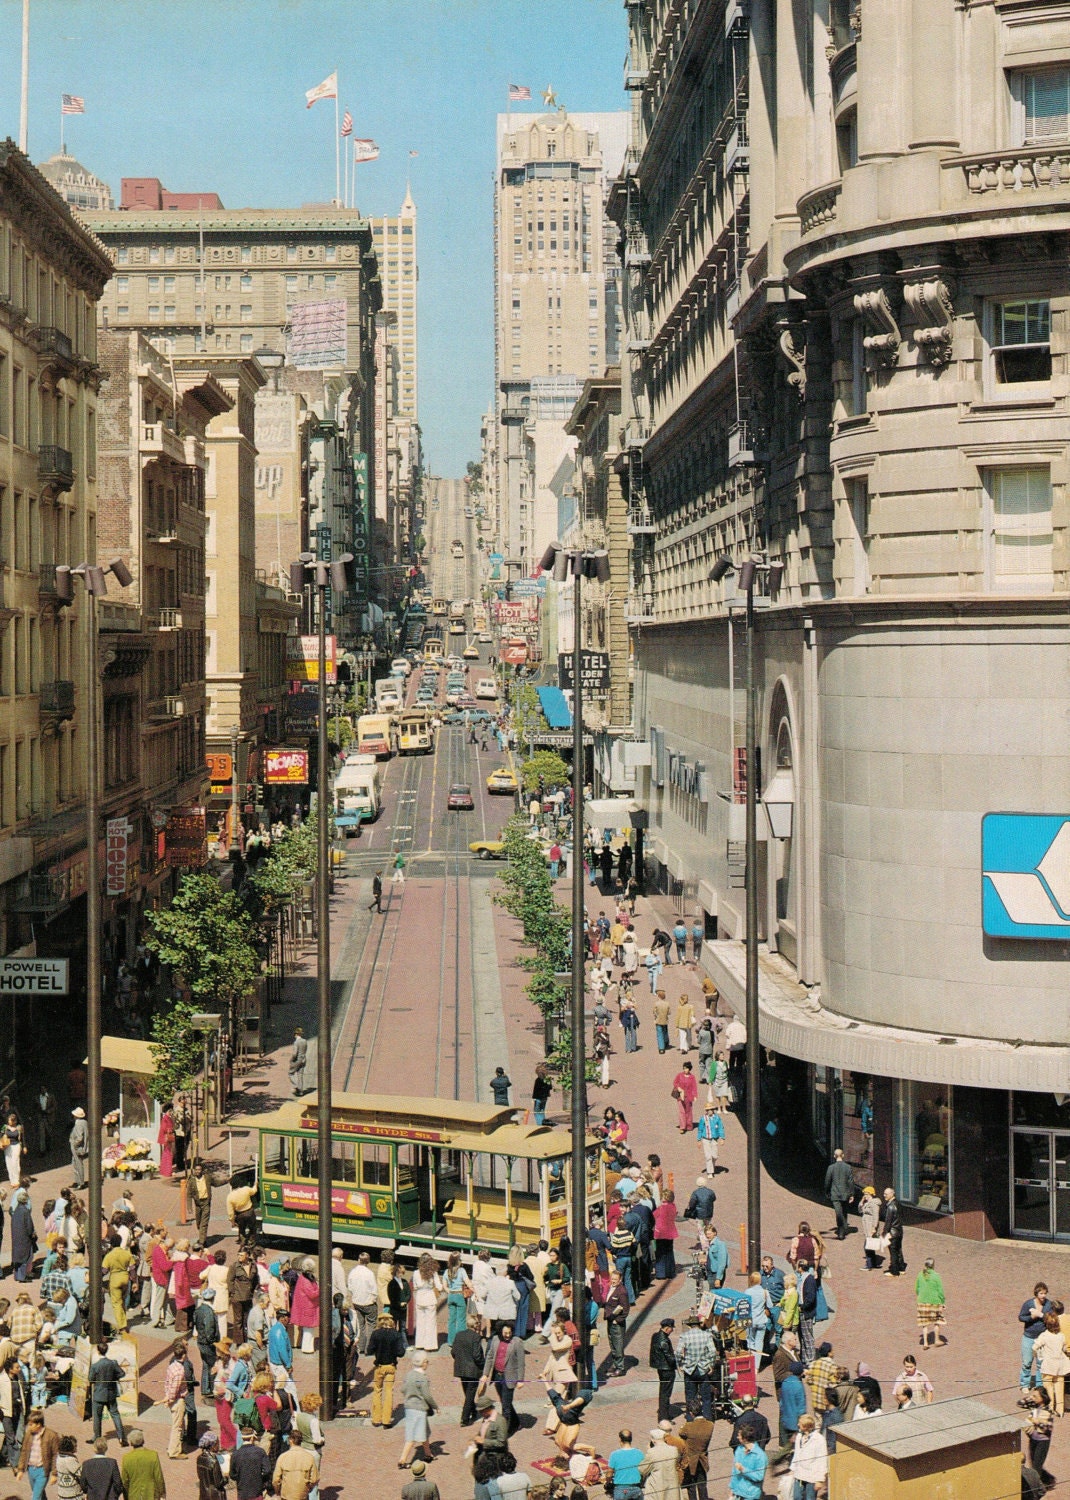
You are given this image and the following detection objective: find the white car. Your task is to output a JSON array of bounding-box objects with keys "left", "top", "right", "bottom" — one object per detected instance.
[{"left": 391, "top": 658, "right": 411, "bottom": 678}]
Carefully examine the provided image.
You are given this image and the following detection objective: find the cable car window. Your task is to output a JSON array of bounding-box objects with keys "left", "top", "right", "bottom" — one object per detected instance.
[
  {"left": 295, "top": 1138, "right": 319, "bottom": 1180},
  {"left": 263, "top": 1135, "right": 290, "bottom": 1176},
  {"left": 397, "top": 1143, "right": 417, "bottom": 1189},
  {"left": 360, "top": 1143, "right": 391, "bottom": 1189},
  {"left": 332, "top": 1140, "right": 357, "bottom": 1184}
]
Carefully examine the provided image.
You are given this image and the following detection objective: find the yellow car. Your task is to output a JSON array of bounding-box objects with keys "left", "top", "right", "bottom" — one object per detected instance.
[
  {"left": 486, "top": 766, "right": 519, "bottom": 795},
  {"left": 469, "top": 839, "right": 506, "bottom": 860}
]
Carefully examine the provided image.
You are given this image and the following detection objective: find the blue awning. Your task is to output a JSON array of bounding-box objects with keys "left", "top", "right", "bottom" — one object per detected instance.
[{"left": 536, "top": 685, "right": 572, "bottom": 731}]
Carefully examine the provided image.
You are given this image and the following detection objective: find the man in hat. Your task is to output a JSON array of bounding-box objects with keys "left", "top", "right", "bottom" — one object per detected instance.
[
  {"left": 401, "top": 1457, "right": 440, "bottom": 1500},
  {"left": 70, "top": 1108, "right": 89, "bottom": 1189},
  {"left": 639, "top": 1427, "right": 680, "bottom": 1495},
  {"left": 649, "top": 1317, "right": 677, "bottom": 1423},
  {"left": 676, "top": 1314, "right": 719, "bottom": 1422}
]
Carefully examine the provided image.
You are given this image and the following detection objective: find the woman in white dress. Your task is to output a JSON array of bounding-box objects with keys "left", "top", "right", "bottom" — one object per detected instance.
[
  {"left": 411, "top": 1252, "right": 444, "bottom": 1351},
  {"left": 3, "top": 1114, "right": 23, "bottom": 1186},
  {"left": 471, "top": 1247, "right": 494, "bottom": 1336}
]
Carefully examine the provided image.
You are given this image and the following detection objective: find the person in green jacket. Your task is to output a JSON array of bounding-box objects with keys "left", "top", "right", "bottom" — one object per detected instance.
[
  {"left": 914, "top": 1257, "right": 947, "bottom": 1348},
  {"left": 120, "top": 1431, "right": 166, "bottom": 1500}
]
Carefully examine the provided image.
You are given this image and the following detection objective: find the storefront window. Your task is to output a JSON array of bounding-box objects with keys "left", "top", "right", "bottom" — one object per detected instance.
[
  {"left": 895, "top": 1082, "right": 953, "bottom": 1213},
  {"left": 840, "top": 1072, "right": 874, "bottom": 1172}
]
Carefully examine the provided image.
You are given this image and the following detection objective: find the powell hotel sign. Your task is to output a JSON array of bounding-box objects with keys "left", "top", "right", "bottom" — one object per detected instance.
[{"left": 982, "top": 814, "right": 1070, "bottom": 940}]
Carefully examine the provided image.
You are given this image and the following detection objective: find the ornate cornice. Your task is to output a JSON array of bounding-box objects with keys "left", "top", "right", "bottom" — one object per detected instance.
[
  {"left": 0, "top": 139, "right": 113, "bottom": 294},
  {"left": 903, "top": 274, "right": 956, "bottom": 367},
  {"left": 853, "top": 285, "right": 902, "bottom": 366}
]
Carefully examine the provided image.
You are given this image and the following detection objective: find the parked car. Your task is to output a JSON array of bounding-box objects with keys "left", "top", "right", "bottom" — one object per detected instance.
[
  {"left": 443, "top": 707, "right": 494, "bottom": 724},
  {"left": 447, "top": 783, "right": 475, "bottom": 810},
  {"left": 486, "top": 766, "right": 519, "bottom": 794},
  {"left": 463, "top": 644, "right": 480, "bottom": 660}
]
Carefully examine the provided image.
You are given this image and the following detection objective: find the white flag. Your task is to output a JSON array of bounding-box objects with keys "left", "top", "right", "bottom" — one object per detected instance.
[
  {"left": 305, "top": 71, "right": 337, "bottom": 108},
  {"left": 353, "top": 138, "right": 380, "bottom": 163}
]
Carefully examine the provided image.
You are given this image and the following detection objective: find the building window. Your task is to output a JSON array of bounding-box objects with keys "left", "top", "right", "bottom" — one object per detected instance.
[
  {"left": 895, "top": 1081, "right": 952, "bottom": 1214},
  {"left": 241, "top": 245, "right": 252, "bottom": 263},
  {"left": 985, "top": 466, "right": 1053, "bottom": 593},
  {"left": 286, "top": 245, "right": 297, "bottom": 263},
  {"left": 324, "top": 274, "right": 336, "bottom": 290},
  {"left": 116, "top": 276, "right": 129, "bottom": 293},
  {"left": 240, "top": 304, "right": 253, "bottom": 322},
  {"left": 325, "top": 245, "right": 336, "bottom": 261},
  {"left": 987, "top": 298, "right": 1051, "bottom": 389},
  {"left": 164, "top": 303, "right": 176, "bottom": 320},
  {"left": 240, "top": 333, "right": 253, "bottom": 352},
  {"left": 1011, "top": 65, "right": 1070, "bottom": 145},
  {"left": 850, "top": 318, "right": 867, "bottom": 416},
  {"left": 148, "top": 276, "right": 160, "bottom": 292},
  {"left": 837, "top": 107, "right": 858, "bottom": 172},
  {"left": 116, "top": 246, "right": 128, "bottom": 265},
  {"left": 846, "top": 478, "right": 870, "bottom": 594},
  {"left": 150, "top": 247, "right": 160, "bottom": 265}
]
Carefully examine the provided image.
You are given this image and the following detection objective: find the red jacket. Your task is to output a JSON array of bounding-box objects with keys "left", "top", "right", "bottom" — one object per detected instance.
[{"left": 151, "top": 1243, "right": 173, "bottom": 1288}]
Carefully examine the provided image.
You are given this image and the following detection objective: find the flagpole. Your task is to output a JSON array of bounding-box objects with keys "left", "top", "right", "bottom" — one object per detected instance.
[
  {"left": 59, "top": 95, "right": 64, "bottom": 155},
  {"left": 19, "top": 0, "right": 29, "bottom": 153},
  {"left": 334, "top": 90, "right": 341, "bottom": 206}
]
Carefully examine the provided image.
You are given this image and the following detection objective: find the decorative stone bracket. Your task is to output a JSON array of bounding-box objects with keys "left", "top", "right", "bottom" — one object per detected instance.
[
  {"left": 903, "top": 276, "right": 955, "bottom": 367},
  {"left": 777, "top": 321, "right": 807, "bottom": 399},
  {"left": 853, "top": 287, "right": 901, "bottom": 366}
]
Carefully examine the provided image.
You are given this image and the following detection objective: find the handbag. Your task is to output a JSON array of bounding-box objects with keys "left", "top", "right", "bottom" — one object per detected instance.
[
  {"left": 864, "top": 1235, "right": 884, "bottom": 1253},
  {"left": 815, "top": 1282, "right": 829, "bottom": 1322},
  {"left": 671, "top": 1088, "right": 682, "bottom": 1101}
]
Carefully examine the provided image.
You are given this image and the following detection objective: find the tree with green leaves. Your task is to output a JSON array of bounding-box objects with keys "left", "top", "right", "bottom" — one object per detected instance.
[
  {"left": 146, "top": 998, "right": 205, "bottom": 1106},
  {"left": 520, "top": 750, "right": 570, "bottom": 796},
  {"left": 145, "top": 874, "right": 260, "bottom": 1017}
]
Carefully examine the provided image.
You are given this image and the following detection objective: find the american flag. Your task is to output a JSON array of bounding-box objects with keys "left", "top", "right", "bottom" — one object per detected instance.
[
  {"left": 340, "top": 110, "right": 353, "bottom": 137},
  {"left": 61, "top": 94, "right": 85, "bottom": 115},
  {"left": 508, "top": 84, "right": 531, "bottom": 101}
]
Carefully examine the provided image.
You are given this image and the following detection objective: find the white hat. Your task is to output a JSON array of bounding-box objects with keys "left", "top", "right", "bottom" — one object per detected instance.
[{"left": 72, "top": 1107, "right": 86, "bottom": 1119}]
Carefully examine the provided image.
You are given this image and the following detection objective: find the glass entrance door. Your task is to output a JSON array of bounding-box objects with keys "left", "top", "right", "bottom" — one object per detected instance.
[{"left": 1012, "top": 1128, "right": 1070, "bottom": 1240}]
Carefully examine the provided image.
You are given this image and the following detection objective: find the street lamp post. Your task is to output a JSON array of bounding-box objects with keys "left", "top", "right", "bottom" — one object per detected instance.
[
  {"left": 56, "top": 557, "right": 133, "bottom": 1344},
  {"left": 538, "top": 540, "right": 609, "bottom": 1389},
  {"left": 710, "top": 553, "right": 782, "bottom": 1272},
  {"left": 289, "top": 550, "right": 354, "bottom": 1419}
]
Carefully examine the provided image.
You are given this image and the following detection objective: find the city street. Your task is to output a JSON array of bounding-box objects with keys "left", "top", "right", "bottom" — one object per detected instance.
[{"left": 0, "top": 476, "right": 1059, "bottom": 1500}]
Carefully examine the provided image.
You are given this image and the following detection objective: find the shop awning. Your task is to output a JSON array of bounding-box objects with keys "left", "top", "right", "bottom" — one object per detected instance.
[
  {"left": 97, "top": 1037, "right": 158, "bottom": 1076},
  {"left": 705, "top": 939, "right": 1068, "bottom": 1093},
  {"left": 536, "top": 686, "right": 572, "bottom": 730},
  {"left": 585, "top": 797, "right": 640, "bottom": 833}
]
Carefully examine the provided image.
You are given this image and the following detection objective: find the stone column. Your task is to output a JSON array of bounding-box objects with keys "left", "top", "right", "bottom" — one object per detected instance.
[
  {"left": 857, "top": 0, "right": 910, "bottom": 161},
  {"left": 910, "top": 0, "right": 959, "bottom": 151}
]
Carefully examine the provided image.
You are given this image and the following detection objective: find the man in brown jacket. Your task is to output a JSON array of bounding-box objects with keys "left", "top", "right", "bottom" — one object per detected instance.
[
  {"left": 16, "top": 1410, "right": 58, "bottom": 1487},
  {"left": 272, "top": 1429, "right": 319, "bottom": 1500}
]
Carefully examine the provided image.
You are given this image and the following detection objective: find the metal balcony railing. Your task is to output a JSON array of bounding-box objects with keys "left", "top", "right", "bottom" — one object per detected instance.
[{"left": 38, "top": 445, "right": 74, "bottom": 491}]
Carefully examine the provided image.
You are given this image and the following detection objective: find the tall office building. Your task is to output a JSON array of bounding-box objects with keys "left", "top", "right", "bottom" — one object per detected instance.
[
  {"left": 492, "top": 107, "right": 628, "bottom": 567},
  {"left": 369, "top": 190, "right": 422, "bottom": 579},
  {"left": 613, "top": 0, "right": 1070, "bottom": 1243}
]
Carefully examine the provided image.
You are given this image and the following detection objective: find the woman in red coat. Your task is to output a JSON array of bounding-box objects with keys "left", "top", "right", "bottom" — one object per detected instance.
[
  {"left": 290, "top": 1260, "right": 320, "bottom": 1353},
  {"left": 672, "top": 1060, "right": 699, "bottom": 1133},
  {"left": 653, "top": 1189, "right": 679, "bottom": 1280}
]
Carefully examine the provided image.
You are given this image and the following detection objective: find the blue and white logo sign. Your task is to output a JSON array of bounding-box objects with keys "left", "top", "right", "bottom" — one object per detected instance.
[{"left": 982, "top": 813, "right": 1070, "bottom": 940}]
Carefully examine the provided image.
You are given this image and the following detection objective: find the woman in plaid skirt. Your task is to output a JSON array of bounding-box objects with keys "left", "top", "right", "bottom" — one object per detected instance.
[{"left": 914, "top": 1257, "right": 947, "bottom": 1348}]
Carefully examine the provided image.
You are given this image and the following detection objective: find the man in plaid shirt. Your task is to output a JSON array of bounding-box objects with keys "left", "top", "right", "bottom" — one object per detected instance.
[
  {"left": 675, "top": 1314, "right": 719, "bottom": 1420},
  {"left": 9, "top": 1293, "right": 42, "bottom": 1354},
  {"left": 804, "top": 1341, "right": 845, "bottom": 1414},
  {"left": 41, "top": 1258, "right": 72, "bottom": 1307}
]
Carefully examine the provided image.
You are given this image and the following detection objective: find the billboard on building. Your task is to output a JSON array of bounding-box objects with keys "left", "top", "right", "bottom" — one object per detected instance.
[
  {"left": 500, "top": 639, "right": 529, "bottom": 666},
  {"left": 164, "top": 808, "right": 207, "bottom": 868},
  {"left": 286, "top": 634, "right": 337, "bottom": 684},
  {"left": 265, "top": 749, "right": 309, "bottom": 785},
  {"left": 105, "top": 817, "right": 131, "bottom": 896},
  {"left": 287, "top": 300, "right": 347, "bottom": 370},
  {"left": 558, "top": 650, "right": 611, "bottom": 693},
  {"left": 492, "top": 599, "right": 539, "bottom": 626}
]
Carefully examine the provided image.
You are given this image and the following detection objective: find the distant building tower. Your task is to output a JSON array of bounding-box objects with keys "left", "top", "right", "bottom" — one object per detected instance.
[{"left": 37, "top": 152, "right": 114, "bottom": 212}]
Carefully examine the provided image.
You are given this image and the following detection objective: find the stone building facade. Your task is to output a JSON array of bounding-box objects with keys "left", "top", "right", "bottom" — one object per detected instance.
[{"left": 614, "top": 0, "right": 1070, "bottom": 1240}]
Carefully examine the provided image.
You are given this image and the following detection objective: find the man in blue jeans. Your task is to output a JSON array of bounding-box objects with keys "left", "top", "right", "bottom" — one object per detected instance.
[
  {"left": 1019, "top": 1281, "right": 1053, "bottom": 1397},
  {"left": 608, "top": 1428, "right": 644, "bottom": 1500}
]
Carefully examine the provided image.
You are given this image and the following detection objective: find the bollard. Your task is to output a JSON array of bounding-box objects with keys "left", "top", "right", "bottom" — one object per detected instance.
[
  {"left": 179, "top": 1175, "right": 189, "bottom": 1225},
  {"left": 739, "top": 1221, "right": 748, "bottom": 1277}
]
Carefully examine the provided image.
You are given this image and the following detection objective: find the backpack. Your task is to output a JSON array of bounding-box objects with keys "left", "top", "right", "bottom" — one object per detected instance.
[{"left": 231, "top": 1397, "right": 262, "bottom": 1436}]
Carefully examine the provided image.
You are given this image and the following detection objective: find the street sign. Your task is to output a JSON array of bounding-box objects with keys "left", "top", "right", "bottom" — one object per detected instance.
[
  {"left": 0, "top": 957, "right": 69, "bottom": 994},
  {"left": 982, "top": 813, "right": 1070, "bottom": 940}
]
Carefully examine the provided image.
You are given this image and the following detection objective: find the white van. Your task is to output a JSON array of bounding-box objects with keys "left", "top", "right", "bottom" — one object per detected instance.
[{"left": 475, "top": 678, "right": 498, "bottom": 701}]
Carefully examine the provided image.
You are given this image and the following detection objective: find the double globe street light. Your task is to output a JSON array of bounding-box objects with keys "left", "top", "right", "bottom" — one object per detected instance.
[
  {"left": 55, "top": 558, "right": 133, "bottom": 1343},
  {"left": 708, "top": 552, "right": 782, "bottom": 1272},
  {"left": 537, "top": 540, "right": 609, "bottom": 1390},
  {"left": 288, "top": 550, "right": 355, "bottom": 1417}
]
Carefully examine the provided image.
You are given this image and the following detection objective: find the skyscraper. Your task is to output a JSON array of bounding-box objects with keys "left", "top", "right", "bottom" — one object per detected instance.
[{"left": 492, "top": 107, "right": 628, "bottom": 566}]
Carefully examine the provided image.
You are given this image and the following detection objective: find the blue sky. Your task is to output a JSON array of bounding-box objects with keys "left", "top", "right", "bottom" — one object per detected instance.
[{"left": 0, "top": 0, "right": 627, "bottom": 476}]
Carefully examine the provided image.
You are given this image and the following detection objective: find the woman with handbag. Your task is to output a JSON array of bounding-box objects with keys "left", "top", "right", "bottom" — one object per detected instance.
[
  {"left": 860, "top": 1186, "right": 883, "bottom": 1271},
  {"left": 3, "top": 1114, "right": 24, "bottom": 1187}
]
